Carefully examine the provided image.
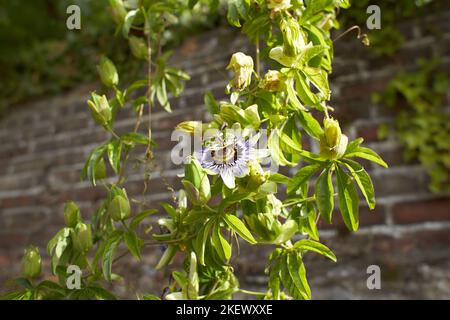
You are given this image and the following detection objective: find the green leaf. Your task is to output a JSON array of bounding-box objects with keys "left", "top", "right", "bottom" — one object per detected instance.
[
  {"left": 227, "top": 0, "right": 241, "bottom": 27},
  {"left": 121, "top": 132, "right": 150, "bottom": 146},
  {"left": 268, "top": 172, "right": 290, "bottom": 185},
  {"left": 315, "top": 166, "right": 334, "bottom": 224},
  {"left": 302, "top": 67, "right": 330, "bottom": 100},
  {"left": 345, "top": 146, "right": 388, "bottom": 168},
  {"left": 223, "top": 214, "right": 256, "bottom": 244},
  {"left": 130, "top": 209, "right": 158, "bottom": 228},
  {"left": 336, "top": 165, "right": 359, "bottom": 232},
  {"left": 295, "top": 71, "right": 319, "bottom": 107},
  {"left": 102, "top": 232, "right": 122, "bottom": 281},
  {"left": 195, "top": 219, "right": 214, "bottom": 265},
  {"left": 211, "top": 223, "right": 232, "bottom": 262},
  {"left": 287, "top": 80, "right": 306, "bottom": 111},
  {"left": 296, "top": 110, "right": 324, "bottom": 140},
  {"left": 155, "top": 244, "right": 177, "bottom": 269},
  {"left": 204, "top": 92, "right": 220, "bottom": 114},
  {"left": 81, "top": 144, "right": 107, "bottom": 186},
  {"left": 124, "top": 230, "right": 141, "bottom": 260},
  {"left": 274, "top": 220, "right": 298, "bottom": 244},
  {"left": 288, "top": 163, "right": 322, "bottom": 194},
  {"left": 280, "top": 253, "right": 310, "bottom": 300},
  {"left": 187, "top": 252, "right": 199, "bottom": 300},
  {"left": 107, "top": 140, "right": 122, "bottom": 174},
  {"left": 344, "top": 137, "right": 364, "bottom": 155},
  {"left": 341, "top": 159, "right": 376, "bottom": 209},
  {"left": 293, "top": 239, "right": 337, "bottom": 262},
  {"left": 143, "top": 294, "right": 161, "bottom": 300}
]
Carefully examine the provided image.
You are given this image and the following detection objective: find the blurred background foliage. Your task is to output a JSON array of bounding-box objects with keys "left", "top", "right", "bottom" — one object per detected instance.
[{"left": 0, "top": 0, "right": 448, "bottom": 192}]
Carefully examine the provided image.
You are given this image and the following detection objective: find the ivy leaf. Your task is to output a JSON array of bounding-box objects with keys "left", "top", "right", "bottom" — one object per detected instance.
[
  {"left": 223, "top": 214, "right": 256, "bottom": 244},
  {"left": 288, "top": 163, "right": 322, "bottom": 195},
  {"left": 292, "top": 239, "right": 337, "bottom": 262},
  {"left": 315, "top": 166, "right": 334, "bottom": 224},
  {"left": 336, "top": 165, "right": 359, "bottom": 232},
  {"left": 341, "top": 159, "right": 376, "bottom": 209}
]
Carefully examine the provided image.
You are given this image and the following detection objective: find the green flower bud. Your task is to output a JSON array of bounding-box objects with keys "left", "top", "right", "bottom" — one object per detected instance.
[
  {"left": 87, "top": 93, "right": 112, "bottom": 128},
  {"left": 267, "top": 0, "right": 292, "bottom": 10},
  {"left": 319, "top": 118, "right": 348, "bottom": 160},
  {"left": 246, "top": 160, "right": 267, "bottom": 189},
  {"left": 21, "top": 246, "right": 41, "bottom": 279},
  {"left": 129, "top": 36, "right": 148, "bottom": 60},
  {"left": 97, "top": 57, "right": 118, "bottom": 88},
  {"left": 227, "top": 52, "right": 254, "bottom": 91},
  {"left": 176, "top": 121, "right": 203, "bottom": 134},
  {"left": 94, "top": 158, "right": 106, "bottom": 181},
  {"left": 109, "top": 0, "right": 127, "bottom": 25},
  {"left": 73, "top": 223, "right": 93, "bottom": 253},
  {"left": 64, "top": 201, "right": 81, "bottom": 228},
  {"left": 280, "top": 18, "right": 305, "bottom": 57},
  {"left": 108, "top": 194, "right": 131, "bottom": 221},
  {"left": 260, "top": 70, "right": 287, "bottom": 92}
]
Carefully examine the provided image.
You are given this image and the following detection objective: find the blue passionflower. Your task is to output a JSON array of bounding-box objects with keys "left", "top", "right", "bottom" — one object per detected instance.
[{"left": 197, "top": 132, "right": 268, "bottom": 189}]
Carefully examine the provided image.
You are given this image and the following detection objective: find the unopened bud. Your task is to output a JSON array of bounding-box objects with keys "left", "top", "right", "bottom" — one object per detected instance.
[
  {"left": 108, "top": 194, "right": 131, "bottom": 221},
  {"left": 87, "top": 93, "right": 112, "bottom": 128},
  {"left": 246, "top": 160, "right": 267, "bottom": 189},
  {"left": 227, "top": 52, "right": 254, "bottom": 91},
  {"left": 73, "top": 223, "right": 93, "bottom": 253},
  {"left": 260, "top": 70, "right": 287, "bottom": 92},
  {"left": 280, "top": 18, "right": 305, "bottom": 57},
  {"left": 97, "top": 57, "right": 118, "bottom": 88},
  {"left": 129, "top": 36, "right": 148, "bottom": 60},
  {"left": 320, "top": 118, "right": 348, "bottom": 160},
  {"left": 64, "top": 201, "right": 81, "bottom": 228},
  {"left": 21, "top": 246, "right": 41, "bottom": 279}
]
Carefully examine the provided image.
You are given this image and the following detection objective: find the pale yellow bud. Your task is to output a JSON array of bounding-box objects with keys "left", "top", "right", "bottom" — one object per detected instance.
[
  {"left": 227, "top": 52, "right": 254, "bottom": 91},
  {"left": 260, "top": 70, "right": 287, "bottom": 92},
  {"left": 320, "top": 118, "right": 348, "bottom": 160}
]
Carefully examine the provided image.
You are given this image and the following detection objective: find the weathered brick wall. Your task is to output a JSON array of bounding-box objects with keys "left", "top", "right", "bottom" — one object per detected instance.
[{"left": 1, "top": 9, "right": 450, "bottom": 299}]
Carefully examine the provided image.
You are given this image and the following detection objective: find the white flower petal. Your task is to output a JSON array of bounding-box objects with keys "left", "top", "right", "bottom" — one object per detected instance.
[
  {"left": 220, "top": 168, "right": 236, "bottom": 189},
  {"left": 232, "top": 162, "right": 249, "bottom": 178}
]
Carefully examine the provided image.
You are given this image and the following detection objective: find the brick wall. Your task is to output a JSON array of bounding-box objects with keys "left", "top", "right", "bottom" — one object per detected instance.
[{"left": 1, "top": 9, "right": 450, "bottom": 299}]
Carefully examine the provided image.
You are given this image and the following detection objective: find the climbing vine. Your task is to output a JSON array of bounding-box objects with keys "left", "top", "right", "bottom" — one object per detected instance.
[{"left": 3, "top": 0, "right": 387, "bottom": 300}]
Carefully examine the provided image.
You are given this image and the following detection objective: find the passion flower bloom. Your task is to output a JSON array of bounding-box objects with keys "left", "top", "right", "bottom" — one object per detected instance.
[{"left": 197, "top": 132, "right": 268, "bottom": 189}]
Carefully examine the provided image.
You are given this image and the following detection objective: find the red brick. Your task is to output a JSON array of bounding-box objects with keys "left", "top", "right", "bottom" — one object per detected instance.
[{"left": 393, "top": 198, "right": 450, "bottom": 224}]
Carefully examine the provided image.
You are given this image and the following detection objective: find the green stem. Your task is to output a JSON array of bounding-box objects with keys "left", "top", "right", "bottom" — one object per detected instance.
[{"left": 238, "top": 288, "right": 266, "bottom": 297}]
